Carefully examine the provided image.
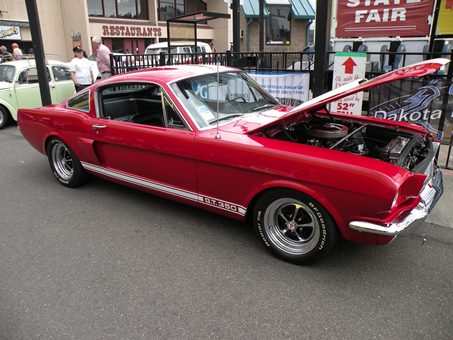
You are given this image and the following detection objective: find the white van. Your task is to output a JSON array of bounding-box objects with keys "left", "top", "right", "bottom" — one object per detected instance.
[{"left": 145, "top": 41, "right": 212, "bottom": 55}]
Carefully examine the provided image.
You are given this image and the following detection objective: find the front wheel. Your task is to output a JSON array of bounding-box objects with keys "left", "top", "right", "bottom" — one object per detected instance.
[
  {"left": 0, "top": 106, "right": 10, "bottom": 129},
  {"left": 47, "top": 138, "right": 87, "bottom": 187},
  {"left": 253, "top": 189, "right": 338, "bottom": 265}
]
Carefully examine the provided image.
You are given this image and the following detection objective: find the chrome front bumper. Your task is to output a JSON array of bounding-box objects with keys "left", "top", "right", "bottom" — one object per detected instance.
[{"left": 349, "top": 166, "right": 443, "bottom": 236}]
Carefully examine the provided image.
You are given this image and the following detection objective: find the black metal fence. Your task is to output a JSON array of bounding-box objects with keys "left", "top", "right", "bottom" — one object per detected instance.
[{"left": 110, "top": 50, "right": 453, "bottom": 168}]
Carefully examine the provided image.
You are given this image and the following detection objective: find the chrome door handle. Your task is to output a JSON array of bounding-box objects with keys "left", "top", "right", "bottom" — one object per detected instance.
[{"left": 92, "top": 124, "right": 107, "bottom": 130}]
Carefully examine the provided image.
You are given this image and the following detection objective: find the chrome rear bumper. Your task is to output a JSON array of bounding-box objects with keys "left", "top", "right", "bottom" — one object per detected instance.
[{"left": 349, "top": 166, "right": 443, "bottom": 236}]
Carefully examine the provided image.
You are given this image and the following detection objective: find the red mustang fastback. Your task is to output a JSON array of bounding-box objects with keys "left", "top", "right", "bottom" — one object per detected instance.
[{"left": 18, "top": 59, "right": 448, "bottom": 264}]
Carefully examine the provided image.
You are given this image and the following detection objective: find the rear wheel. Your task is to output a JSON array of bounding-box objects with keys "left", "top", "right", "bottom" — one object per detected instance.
[
  {"left": 253, "top": 189, "right": 338, "bottom": 265},
  {"left": 0, "top": 106, "right": 10, "bottom": 129},
  {"left": 47, "top": 138, "right": 87, "bottom": 187}
]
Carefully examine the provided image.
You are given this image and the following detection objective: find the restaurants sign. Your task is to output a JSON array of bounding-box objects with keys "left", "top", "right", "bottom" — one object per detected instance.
[
  {"left": 0, "top": 26, "right": 21, "bottom": 40},
  {"left": 336, "top": 0, "right": 435, "bottom": 38},
  {"left": 102, "top": 25, "right": 162, "bottom": 38}
]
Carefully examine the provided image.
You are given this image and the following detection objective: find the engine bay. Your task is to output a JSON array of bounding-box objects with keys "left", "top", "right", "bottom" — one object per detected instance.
[{"left": 257, "top": 114, "right": 432, "bottom": 171}]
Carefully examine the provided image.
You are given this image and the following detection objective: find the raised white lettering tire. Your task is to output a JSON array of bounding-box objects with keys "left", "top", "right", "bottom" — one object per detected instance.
[
  {"left": 47, "top": 138, "right": 87, "bottom": 187},
  {"left": 253, "top": 189, "right": 338, "bottom": 265}
]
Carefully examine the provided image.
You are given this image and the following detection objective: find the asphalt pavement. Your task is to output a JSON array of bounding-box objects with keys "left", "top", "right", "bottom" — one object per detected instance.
[{"left": 0, "top": 125, "right": 452, "bottom": 339}]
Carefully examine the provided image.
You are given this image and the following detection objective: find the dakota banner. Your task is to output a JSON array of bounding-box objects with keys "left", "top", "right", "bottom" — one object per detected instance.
[
  {"left": 368, "top": 79, "right": 453, "bottom": 142},
  {"left": 336, "top": 0, "right": 435, "bottom": 38}
]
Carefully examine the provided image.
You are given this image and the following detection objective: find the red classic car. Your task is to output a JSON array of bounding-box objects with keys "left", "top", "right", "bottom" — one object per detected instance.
[{"left": 18, "top": 59, "right": 448, "bottom": 264}]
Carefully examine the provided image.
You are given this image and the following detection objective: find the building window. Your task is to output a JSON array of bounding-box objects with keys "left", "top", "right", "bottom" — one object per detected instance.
[
  {"left": 158, "top": 0, "right": 206, "bottom": 22},
  {"left": 266, "top": 5, "right": 291, "bottom": 45},
  {"left": 87, "top": 0, "right": 103, "bottom": 16},
  {"left": 117, "top": 0, "right": 137, "bottom": 18},
  {"left": 87, "top": 0, "right": 149, "bottom": 20},
  {"left": 185, "top": 0, "right": 207, "bottom": 15}
]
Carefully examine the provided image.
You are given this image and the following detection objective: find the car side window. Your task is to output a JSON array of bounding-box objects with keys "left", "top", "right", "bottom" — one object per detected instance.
[
  {"left": 52, "top": 66, "right": 72, "bottom": 82},
  {"left": 67, "top": 91, "right": 90, "bottom": 112},
  {"left": 98, "top": 82, "right": 187, "bottom": 129},
  {"left": 17, "top": 67, "right": 50, "bottom": 84}
]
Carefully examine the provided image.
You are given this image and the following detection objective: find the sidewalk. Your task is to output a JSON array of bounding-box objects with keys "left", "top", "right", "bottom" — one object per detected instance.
[{"left": 426, "top": 144, "right": 453, "bottom": 229}]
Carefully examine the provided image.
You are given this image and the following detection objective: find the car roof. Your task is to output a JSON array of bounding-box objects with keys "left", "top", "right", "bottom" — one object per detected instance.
[
  {"left": 104, "top": 64, "right": 238, "bottom": 84},
  {"left": 145, "top": 41, "right": 210, "bottom": 50},
  {"left": 0, "top": 59, "right": 66, "bottom": 67}
]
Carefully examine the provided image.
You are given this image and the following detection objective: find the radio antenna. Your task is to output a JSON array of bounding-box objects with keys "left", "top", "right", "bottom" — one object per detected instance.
[{"left": 215, "top": 62, "right": 221, "bottom": 139}]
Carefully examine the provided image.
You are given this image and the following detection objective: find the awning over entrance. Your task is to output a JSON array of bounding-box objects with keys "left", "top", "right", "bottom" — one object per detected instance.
[
  {"left": 0, "top": 20, "right": 29, "bottom": 27},
  {"left": 242, "top": 0, "right": 315, "bottom": 20},
  {"left": 242, "top": 0, "right": 270, "bottom": 18},
  {"left": 166, "top": 11, "right": 231, "bottom": 53},
  {"left": 167, "top": 11, "right": 230, "bottom": 24}
]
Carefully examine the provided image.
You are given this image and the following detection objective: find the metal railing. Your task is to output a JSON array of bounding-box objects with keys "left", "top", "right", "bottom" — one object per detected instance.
[{"left": 110, "top": 50, "right": 453, "bottom": 168}]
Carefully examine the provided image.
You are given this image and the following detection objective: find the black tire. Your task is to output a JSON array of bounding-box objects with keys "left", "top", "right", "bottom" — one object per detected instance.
[
  {"left": 253, "top": 189, "right": 338, "bottom": 265},
  {"left": 0, "top": 106, "right": 10, "bottom": 129},
  {"left": 46, "top": 138, "right": 87, "bottom": 187}
]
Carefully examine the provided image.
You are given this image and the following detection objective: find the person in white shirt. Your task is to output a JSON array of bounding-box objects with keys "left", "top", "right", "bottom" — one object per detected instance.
[{"left": 69, "top": 46, "right": 95, "bottom": 92}]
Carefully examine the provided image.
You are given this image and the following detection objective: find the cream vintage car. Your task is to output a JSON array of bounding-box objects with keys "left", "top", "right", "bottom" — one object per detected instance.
[{"left": 0, "top": 59, "right": 75, "bottom": 129}]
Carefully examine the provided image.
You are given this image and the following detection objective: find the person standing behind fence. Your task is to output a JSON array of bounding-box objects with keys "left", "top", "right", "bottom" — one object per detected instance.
[
  {"left": 12, "top": 43, "right": 23, "bottom": 60},
  {"left": 92, "top": 36, "right": 111, "bottom": 79},
  {"left": 69, "top": 46, "right": 94, "bottom": 92},
  {"left": 0, "top": 45, "right": 13, "bottom": 63}
]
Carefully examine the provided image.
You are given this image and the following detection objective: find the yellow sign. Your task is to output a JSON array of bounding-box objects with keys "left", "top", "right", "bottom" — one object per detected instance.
[{"left": 437, "top": 0, "right": 453, "bottom": 35}]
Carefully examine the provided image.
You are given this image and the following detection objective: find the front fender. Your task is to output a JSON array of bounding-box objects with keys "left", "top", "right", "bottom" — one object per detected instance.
[
  {"left": 0, "top": 98, "right": 17, "bottom": 121},
  {"left": 243, "top": 179, "right": 345, "bottom": 232}
]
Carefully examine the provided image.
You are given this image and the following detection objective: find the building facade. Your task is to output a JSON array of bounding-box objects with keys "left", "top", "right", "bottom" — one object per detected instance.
[{"left": 0, "top": 0, "right": 313, "bottom": 62}]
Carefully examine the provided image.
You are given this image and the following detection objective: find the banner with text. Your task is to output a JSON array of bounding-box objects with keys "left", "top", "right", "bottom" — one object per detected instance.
[
  {"left": 331, "top": 52, "right": 367, "bottom": 115},
  {"left": 437, "top": 0, "right": 453, "bottom": 35},
  {"left": 247, "top": 71, "right": 310, "bottom": 106},
  {"left": 0, "top": 26, "right": 21, "bottom": 40},
  {"left": 368, "top": 79, "right": 453, "bottom": 142},
  {"left": 336, "top": 0, "right": 435, "bottom": 38}
]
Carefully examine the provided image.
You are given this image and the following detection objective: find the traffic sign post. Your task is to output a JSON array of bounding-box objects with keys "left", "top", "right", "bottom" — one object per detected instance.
[{"left": 331, "top": 52, "right": 367, "bottom": 115}]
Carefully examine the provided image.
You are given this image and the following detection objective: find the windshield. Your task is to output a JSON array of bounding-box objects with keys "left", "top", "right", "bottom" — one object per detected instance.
[
  {"left": 0, "top": 65, "right": 15, "bottom": 83},
  {"left": 170, "top": 71, "right": 279, "bottom": 128}
]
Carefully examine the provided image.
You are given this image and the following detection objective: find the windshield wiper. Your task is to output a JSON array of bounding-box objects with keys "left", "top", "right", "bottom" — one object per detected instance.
[
  {"left": 209, "top": 113, "right": 244, "bottom": 124},
  {"left": 252, "top": 103, "right": 278, "bottom": 112}
]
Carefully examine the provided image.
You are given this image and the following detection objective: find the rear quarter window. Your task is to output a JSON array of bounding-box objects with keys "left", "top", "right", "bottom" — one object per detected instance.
[{"left": 67, "top": 91, "right": 90, "bottom": 112}]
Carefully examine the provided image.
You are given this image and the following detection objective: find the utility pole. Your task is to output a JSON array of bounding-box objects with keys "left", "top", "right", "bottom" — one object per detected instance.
[
  {"left": 313, "top": 0, "right": 332, "bottom": 97},
  {"left": 231, "top": 0, "right": 240, "bottom": 52},
  {"left": 259, "top": 0, "right": 264, "bottom": 52},
  {"left": 25, "top": 0, "right": 51, "bottom": 106}
]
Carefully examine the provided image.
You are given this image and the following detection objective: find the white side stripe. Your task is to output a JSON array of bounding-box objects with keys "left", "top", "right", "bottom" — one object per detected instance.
[{"left": 81, "top": 162, "right": 246, "bottom": 216}]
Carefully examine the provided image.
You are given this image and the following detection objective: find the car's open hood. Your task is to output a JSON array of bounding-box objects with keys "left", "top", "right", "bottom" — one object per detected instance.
[{"left": 247, "top": 58, "right": 450, "bottom": 134}]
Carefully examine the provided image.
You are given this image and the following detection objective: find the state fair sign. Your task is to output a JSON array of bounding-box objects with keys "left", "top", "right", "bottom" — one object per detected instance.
[{"left": 336, "top": 0, "right": 435, "bottom": 38}]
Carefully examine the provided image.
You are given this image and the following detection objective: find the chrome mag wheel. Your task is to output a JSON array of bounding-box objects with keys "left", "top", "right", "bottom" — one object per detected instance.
[
  {"left": 51, "top": 141, "right": 74, "bottom": 181},
  {"left": 47, "top": 138, "right": 87, "bottom": 187},
  {"left": 254, "top": 189, "right": 337, "bottom": 264},
  {"left": 263, "top": 198, "right": 320, "bottom": 256}
]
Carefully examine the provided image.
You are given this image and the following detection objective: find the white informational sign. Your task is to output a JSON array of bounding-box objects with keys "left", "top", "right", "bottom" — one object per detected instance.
[
  {"left": 247, "top": 71, "right": 310, "bottom": 106},
  {"left": 0, "top": 26, "right": 21, "bottom": 40},
  {"left": 331, "top": 52, "right": 367, "bottom": 115}
]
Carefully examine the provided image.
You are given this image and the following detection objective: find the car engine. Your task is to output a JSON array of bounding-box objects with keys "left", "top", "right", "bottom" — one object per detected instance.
[{"left": 259, "top": 116, "right": 432, "bottom": 171}]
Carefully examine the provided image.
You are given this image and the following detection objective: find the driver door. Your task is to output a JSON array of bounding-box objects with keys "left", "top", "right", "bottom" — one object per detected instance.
[
  {"left": 90, "top": 82, "right": 198, "bottom": 202},
  {"left": 14, "top": 67, "right": 44, "bottom": 108}
]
